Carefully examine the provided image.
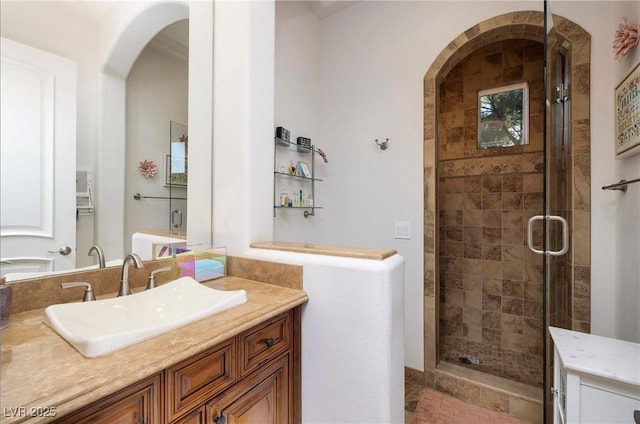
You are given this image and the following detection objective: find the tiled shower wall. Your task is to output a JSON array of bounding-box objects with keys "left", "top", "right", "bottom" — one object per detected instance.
[{"left": 437, "top": 39, "right": 545, "bottom": 387}]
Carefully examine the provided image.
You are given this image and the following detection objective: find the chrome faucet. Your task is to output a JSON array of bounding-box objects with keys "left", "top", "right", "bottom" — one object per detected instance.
[
  {"left": 118, "top": 253, "right": 144, "bottom": 297},
  {"left": 88, "top": 245, "right": 105, "bottom": 268}
]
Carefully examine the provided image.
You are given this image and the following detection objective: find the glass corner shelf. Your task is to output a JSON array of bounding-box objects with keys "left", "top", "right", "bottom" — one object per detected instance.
[
  {"left": 273, "top": 171, "right": 323, "bottom": 182},
  {"left": 273, "top": 206, "right": 323, "bottom": 209},
  {"left": 274, "top": 137, "right": 313, "bottom": 153}
]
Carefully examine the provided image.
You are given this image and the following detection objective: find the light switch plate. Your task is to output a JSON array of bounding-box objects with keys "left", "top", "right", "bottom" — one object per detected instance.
[{"left": 394, "top": 221, "right": 411, "bottom": 240}]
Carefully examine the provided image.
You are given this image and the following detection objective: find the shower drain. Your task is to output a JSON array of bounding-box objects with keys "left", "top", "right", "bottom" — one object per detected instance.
[{"left": 458, "top": 355, "right": 481, "bottom": 365}]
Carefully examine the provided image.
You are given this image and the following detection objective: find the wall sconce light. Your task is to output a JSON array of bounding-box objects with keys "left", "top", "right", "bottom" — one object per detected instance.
[{"left": 375, "top": 138, "right": 389, "bottom": 150}]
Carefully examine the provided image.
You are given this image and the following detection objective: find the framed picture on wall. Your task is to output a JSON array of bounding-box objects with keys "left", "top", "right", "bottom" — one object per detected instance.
[{"left": 614, "top": 62, "right": 640, "bottom": 159}]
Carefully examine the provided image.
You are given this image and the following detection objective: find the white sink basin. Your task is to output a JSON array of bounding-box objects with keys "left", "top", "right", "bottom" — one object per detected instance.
[{"left": 43, "top": 277, "right": 247, "bottom": 357}]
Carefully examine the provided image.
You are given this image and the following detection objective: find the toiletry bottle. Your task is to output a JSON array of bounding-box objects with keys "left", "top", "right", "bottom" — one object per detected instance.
[
  {"left": 299, "top": 190, "right": 303, "bottom": 207},
  {"left": 0, "top": 276, "right": 12, "bottom": 329}
]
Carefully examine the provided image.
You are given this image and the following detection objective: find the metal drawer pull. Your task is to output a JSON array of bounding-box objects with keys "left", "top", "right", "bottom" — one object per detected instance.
[
  {"left": 527, "top": 215, "right": 569, "bottom": 256},
  {"left": 633, "top": 410, "right": 639, "bottom": 424},
  {"left": 264, "top": 338, "right": 275, "bottom": 347}
]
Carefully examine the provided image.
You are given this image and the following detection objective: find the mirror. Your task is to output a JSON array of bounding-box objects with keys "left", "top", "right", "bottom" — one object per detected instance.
[
  {"left": 478, "top": 82, "right": 529, "bottom": 149},
  {"left": 0, "top": 2, "right": 200, "bottom": 280}
]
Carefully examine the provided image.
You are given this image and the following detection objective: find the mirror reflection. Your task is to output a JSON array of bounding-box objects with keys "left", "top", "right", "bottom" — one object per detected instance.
[{"left": 0, "top": 2, "right": 192, "bottom": 280}]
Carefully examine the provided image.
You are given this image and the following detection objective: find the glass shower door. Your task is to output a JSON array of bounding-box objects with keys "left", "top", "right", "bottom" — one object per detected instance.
[{"left": 168, "top": 121, "right": 188, "bottom": 235}]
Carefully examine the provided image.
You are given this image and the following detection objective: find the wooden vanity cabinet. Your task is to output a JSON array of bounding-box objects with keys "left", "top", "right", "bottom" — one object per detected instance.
[{"left": 52, "top": 308, "right": 300, "bottom": 424}]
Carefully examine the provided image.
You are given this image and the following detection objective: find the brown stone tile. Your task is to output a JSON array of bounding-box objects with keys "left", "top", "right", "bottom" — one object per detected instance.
[
  {"left": 483, "top": 227, "right": 502, "bottom": 243},
  {"left": 483, "top": 294, "right": 502, "bottom": 312},
  {"left": 445, "top": 241, "right": 464, "bottom": 258},
  {"left": 464, "top": 259, "right": 483, "bottom": 276},
  {"left": 446, "top": 226, "right": 464, "bottom": 242},
  {"left": 444, "top": 272, "right": 464, "bottom": 290},
  {"left": 465, "top": 291, "right": 483, "bottom": 309},
  {"left": 523, "top": 192, "right": 543, "bottom": 210},
  {"left": 482, "top": 311, "right": 501, "bottom": 329},
  {"left": 464, "top": 210, "right": 483, "bottom": 227},
  {"left": 483, "top": 328, "right": 502, "bottom": 346},
  {"left": 503, "top": 262, "right": 523, "bottom": 280},
  {"left": 483, "top": 260, "right": 503, "bottom": 278},
  {"left": 502, "top": 227, "right": 524, "bottom": 245},
  {"left": 522, "top": 174, "right": 543, "bottom": 192},
  {"left": 464, "top": 193, "right": 483, "bottom": 210},
  {"left": 502, "top": 297, "right": 524, "bottom": 315},
  {"left": 464, "top": 273, "right": 483, "bottom": 293},
  {"left": 503, "top": 193, "right": 524, "bottom": 210},
  {"left": 523, "top": 299, "right": 542, "bottom": 319},
  {"left": 483, "top": 277, "right": 502, "bottom": 295},
  {"left": 463, "top": 323, "right": 483, "bottom": 343},
  {"left": 445, "top": 193, "right": 464, "bottom": 210},
  {"left": 483, "top": 175, "right": 503, "bottom": 193},
  {"left": 503, "top": 174, "right": 523, "bottom": 192},
  {"left": 464, "top": 226, "right": 482, "bottom": 243},
  {"left": 483, "top": 193, "right": 503, "bottom": 209},
  {"left": 503, "top": 65, "right": 523, "bottom": 82},
  {"left": 483, "top": 210, "right": 502, "bottom": 228},
  {"left": 445, "top": 177, "right": 465, "bottom": 193},
  {"left": 463, "top": 306, "right": 482, "bottom": 324},
  {"left": 503, "top": 211, "right": 522, "bottom": 228},
  {"left": 443, "top": 209, "right": 464, "bottom": 226},
  {"left": 442, "top": 304, "right": 464, "bottom": 322},
  {"left": 503, "top": 244, "right": 524, "bottom": 263},
  {"left": 445, "top": 289, "right": 465, "bottom": 306},
  {"left": 524, "top": 263, "right": 543, "bottom": 283},
  {"left": 464, "top": 176, "right": 482, "bottom": 193},
  {"left": 483, "top": 244, "right": 502, "bottom": 261},
  {"left": 502, "top": 314, "right": 523, "bottom": 334},
  {"left": 464, "top": 243, "right": 482, "bottom": 259},
  {"left": 502, "top": 280, "right": 523, "bottom": 297}
]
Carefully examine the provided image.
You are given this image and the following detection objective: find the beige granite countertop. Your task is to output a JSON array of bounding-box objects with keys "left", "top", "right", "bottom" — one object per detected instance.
[
  {"left": 250, "top": 241, "right": 397, "bottom": 260},
  {"left": 0, "top": 277, "right": 308, "bottom": 424}
]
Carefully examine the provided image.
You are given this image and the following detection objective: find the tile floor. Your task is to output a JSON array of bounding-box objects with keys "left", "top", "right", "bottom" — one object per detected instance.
[{"left": 405, "top": 369, "right": 527, "bottom": 424}]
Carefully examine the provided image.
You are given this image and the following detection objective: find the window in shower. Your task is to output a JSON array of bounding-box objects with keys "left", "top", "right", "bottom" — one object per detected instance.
[{"left": 478, "top": 82, "right": 529, "bottom": 149}]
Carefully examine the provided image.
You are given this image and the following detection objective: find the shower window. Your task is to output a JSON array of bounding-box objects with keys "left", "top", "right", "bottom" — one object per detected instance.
[{"left": 478, "top": 82, "right": 529, "bottom": 149}]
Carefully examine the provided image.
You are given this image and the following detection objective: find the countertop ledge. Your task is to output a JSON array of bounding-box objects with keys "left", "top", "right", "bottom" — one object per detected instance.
[
  {"left": 0, "top": 277, "right": 308, "bottom": 424},
  {"left": 549, "top": 326, "right": 640, "bottom": 388},
  {"left": 250, "top": 241, "right": 397, "bottom": 260}
]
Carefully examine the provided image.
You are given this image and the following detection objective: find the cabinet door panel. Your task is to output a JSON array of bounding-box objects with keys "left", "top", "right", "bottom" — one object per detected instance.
[
  {"left": 167, "top": 338, "right": 236, "bottom": 421},
  {"left": 208, "top": 355, "right": 289, "bottom": 424},
  {"left": 52, "top": 373, "right": 163, "bottom": 424}
]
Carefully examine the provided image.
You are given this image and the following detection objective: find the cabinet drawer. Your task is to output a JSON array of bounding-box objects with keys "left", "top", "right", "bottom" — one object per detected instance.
[
  {"left": 166, "top": 338, "right": 236, "bottom": 422},
  {"left": 239, "top": 311, "right": 291, "bottom": 377},
  {"left": 53, "top": 373, "right": 164, "bottom": 424}
]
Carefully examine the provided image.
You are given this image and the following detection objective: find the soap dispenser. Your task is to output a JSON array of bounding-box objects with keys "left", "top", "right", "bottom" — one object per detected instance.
[{"left": 0, "top": 275, "right": 12, "bottom": 329}]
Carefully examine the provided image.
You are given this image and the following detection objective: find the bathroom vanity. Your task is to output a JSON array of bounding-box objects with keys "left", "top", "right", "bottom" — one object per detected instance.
[
  {"left": 549, "top": 327, "right": 640, "bottom": 424},
  {"left": 0, "top": 276, "right": 307, "bottom": 424}
]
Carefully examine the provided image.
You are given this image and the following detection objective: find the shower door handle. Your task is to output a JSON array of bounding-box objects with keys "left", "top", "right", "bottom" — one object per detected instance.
[
  {"left": 171, "top": 209, "right": 183, "bottom": 228},
  {"left": 527, "top": 215, "right": 569, "bottom": 256}
]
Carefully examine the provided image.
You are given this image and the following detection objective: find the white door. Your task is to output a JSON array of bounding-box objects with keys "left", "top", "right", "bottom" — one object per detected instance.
[{"left": 0, "top": 37, "right": 77, "bottom": 275}]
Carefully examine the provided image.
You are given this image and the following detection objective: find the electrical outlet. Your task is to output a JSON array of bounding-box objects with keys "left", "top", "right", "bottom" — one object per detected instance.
[{"left": 394, "top": 221, "right": 411, "bottom": 240}]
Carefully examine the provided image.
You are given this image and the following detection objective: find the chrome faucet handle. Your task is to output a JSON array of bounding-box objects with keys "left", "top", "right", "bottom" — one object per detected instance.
[
  {"left": 61, "top": 282, "right": 96, "bottom": 302},
  {"left": 146, "top": 266, "right": 172, "bottom": 290},
  {"left": 88, "top": 245, "right": 105, "bottom": 268}
]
